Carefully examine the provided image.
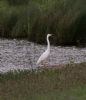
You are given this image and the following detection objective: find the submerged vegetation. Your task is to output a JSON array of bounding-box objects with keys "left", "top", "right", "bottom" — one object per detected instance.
[
  {"left": 0, "top": 0, "right": 86, "bottom": 45},
  {"left": 0, "top": 63, "right": 86, "bottom": 100}
]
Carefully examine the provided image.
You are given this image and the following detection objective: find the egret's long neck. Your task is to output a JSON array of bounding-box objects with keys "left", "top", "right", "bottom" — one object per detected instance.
[{"left": 47, "top": 36, "right": 50, "bottom": 51}]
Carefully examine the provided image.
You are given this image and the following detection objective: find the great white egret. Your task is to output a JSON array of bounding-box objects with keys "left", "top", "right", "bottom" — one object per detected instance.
[{"left": 36, "top": 34, "right": 52, "bottom": 65}]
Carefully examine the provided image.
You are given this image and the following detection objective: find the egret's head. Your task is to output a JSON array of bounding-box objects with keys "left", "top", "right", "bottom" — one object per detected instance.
[{"left": 47, "top": 34, "right": 52, "bottom": 37}]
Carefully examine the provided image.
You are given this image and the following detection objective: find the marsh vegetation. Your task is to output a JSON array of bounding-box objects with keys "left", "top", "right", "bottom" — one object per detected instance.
[
  {"left": 0, "top": 0, "right": 86, "bottom": 45},
  {"left": 0, "top": 63, "right": 86, "bottom": 100}
]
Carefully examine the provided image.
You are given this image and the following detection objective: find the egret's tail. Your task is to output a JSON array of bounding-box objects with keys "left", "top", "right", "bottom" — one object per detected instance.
[
  {"left": 36, "top": 60, "right": 39, "bottom": 65},
  {"left": 36, "top": 58, "right": 41, "bottom": 65}
]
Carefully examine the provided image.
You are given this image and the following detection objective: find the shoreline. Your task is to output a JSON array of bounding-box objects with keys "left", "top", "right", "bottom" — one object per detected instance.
[{"left": 0, "top": 38, "right": 86, "bottom": 73}]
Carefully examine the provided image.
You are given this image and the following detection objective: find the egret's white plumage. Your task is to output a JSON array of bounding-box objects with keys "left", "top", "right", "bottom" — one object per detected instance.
[{"left": 36, "top": 34, "right": 52, "bottom": 65}]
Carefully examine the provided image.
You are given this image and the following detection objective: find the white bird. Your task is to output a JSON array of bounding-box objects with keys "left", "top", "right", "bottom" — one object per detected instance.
[{"left": 36, "top": 34, "right": 52, "bottom": 65}]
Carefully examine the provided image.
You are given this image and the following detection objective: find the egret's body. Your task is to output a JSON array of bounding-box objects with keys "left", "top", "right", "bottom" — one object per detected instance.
[{"left": 37, "top": 34, "right": 52, "bottom": 65}]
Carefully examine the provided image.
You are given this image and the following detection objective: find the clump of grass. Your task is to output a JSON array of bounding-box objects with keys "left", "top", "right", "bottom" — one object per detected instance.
[{"left": 0, "top": 63, "right": 86, "bottom": 100}]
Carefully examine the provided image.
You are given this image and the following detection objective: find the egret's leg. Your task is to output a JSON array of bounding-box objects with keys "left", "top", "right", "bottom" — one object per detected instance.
[
  {"left": 42, "top": 61, "right": 49, "bottom": 67},
  {"left": 37, "top": 62, "right": 44, "bottom": 67},
  {"left": 38, "top": 61, "right": 49, "bottom": 68}
]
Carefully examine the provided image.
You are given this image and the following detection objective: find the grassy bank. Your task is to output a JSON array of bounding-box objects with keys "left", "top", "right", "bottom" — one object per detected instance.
[
  {"left": 0, "top": 0, "right": 86, "bottom": 45},
  {"left": 0, "top": 63, "right": 86, "bottom": 100}
]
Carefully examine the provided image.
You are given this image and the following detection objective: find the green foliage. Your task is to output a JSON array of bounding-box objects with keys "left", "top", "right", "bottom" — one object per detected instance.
[
  {"left": 0, "top": 0, "right": 86, "bottom": 45},
  {"left": 0, "top": 63, "right": 86, "bottom": 100}
]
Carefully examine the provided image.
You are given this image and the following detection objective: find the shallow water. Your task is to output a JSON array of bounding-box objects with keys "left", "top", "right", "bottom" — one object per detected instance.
[{"left": 0, "top": 39, "right": 86, "bottom": 73}]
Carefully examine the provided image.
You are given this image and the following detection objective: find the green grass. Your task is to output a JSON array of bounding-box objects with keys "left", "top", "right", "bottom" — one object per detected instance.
[
  {"left": 0, "top": 0, "right": 86, "bottom": 45},
  {"left": 0, "top": 63, "right": 86, "bottom": 100}
]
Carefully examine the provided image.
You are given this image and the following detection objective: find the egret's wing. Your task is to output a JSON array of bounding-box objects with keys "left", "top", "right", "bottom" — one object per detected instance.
[{"left": 37, "top": 50, "right": 49, "bottom": 65}]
